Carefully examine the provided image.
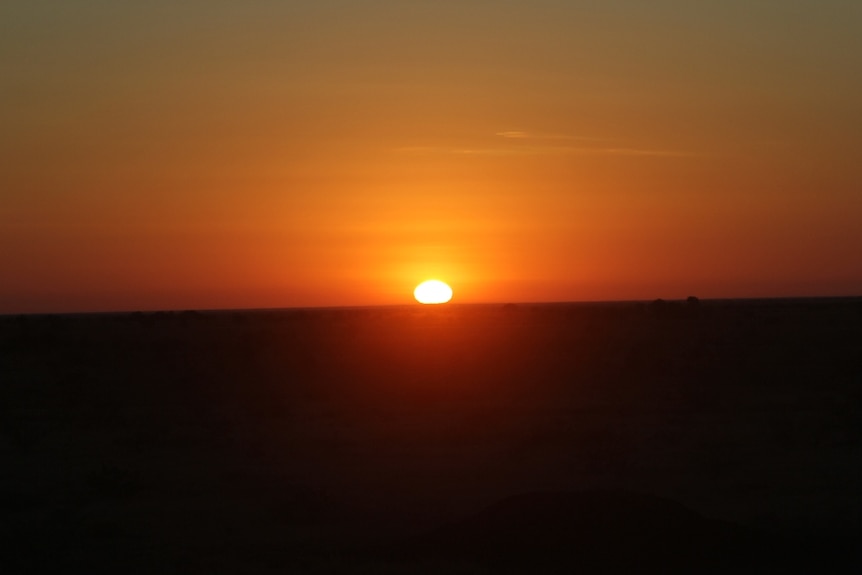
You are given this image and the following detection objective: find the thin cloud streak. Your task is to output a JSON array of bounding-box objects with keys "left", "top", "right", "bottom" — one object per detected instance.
[
  {"left": 492, "top": 130, "right": 693, "bottom": 156},
  {"left": 495, "top": 131, "right": 608, "bottom": 142},
  {"left": 394, "top": 130, "right": 693, "bottom": 157},
  {"left": 395, "top": 144, "right": 693, "bottom": 158}
]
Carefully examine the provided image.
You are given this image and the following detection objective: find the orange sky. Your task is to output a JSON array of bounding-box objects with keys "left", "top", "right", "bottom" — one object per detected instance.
[{"left": 2, "top": 1, "right": 861, "bottom": 313}]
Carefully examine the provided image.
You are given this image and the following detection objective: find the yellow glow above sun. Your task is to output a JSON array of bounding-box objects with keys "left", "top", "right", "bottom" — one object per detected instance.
[{"left": 414, "top": 280, "right": 453, "bottom": 304}]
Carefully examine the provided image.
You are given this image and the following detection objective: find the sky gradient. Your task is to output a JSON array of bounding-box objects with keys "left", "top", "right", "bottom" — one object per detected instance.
[{"left": 2, "top": 1, "right": 861, "bottom": 312}]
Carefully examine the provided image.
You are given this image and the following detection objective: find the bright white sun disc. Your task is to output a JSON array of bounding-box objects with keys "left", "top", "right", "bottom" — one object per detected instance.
[{"left": 414, "top": 280, "right": 453, "bottom": 304}]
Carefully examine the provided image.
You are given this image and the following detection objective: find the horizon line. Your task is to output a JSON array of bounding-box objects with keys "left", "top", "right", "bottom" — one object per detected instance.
[{"left": 3, "top": 294, "right": 862, "bottom": 318}]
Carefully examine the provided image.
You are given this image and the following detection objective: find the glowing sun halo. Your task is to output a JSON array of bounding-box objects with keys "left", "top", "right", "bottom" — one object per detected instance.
[{"left": 414, "top": 280, "right": 453, "bottom": 304}]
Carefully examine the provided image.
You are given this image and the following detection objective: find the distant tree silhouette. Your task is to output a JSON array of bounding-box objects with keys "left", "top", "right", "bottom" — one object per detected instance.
[{"left": 649, "top": 299, "right": 666, "bottom": 314}]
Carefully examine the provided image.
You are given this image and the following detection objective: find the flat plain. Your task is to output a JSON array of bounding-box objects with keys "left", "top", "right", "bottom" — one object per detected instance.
[{"left": 2, "top": 299, "right": 861, "bottom": 573}]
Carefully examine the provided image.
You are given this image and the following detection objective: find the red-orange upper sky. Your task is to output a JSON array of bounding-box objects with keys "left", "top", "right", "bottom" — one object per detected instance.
[{"left": 2, "top": 1, "right": 861, "bottom": 313}]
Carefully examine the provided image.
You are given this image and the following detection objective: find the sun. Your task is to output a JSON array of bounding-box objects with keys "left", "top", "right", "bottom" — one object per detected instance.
[{"left": 414, "top": 280, "right": 453, "bottom": 304}]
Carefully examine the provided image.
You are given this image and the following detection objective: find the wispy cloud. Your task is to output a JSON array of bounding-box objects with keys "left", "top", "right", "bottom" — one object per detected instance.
[
  {"left": 395, "top": 142, "right": 692, "bottom": 158},
  {"left": 495, "top": 130, "right": 606, "bottom": 142},
  {"left": 496, "top": 131, "right": 530, "bottom": 139},
  {"left": 491, "top": 130, "right": 693, "bottom": 157},
  {"left": 393, "top": 146, "right": 526, "bottom": 156},
  {"left": 572, "top": 147, "right": 692, "bottom": 157}
]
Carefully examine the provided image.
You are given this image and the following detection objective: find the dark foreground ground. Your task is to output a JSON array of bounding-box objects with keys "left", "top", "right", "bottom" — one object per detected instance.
[{"left": 2, "top": 298, "right": 861, "bottom": 573}]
